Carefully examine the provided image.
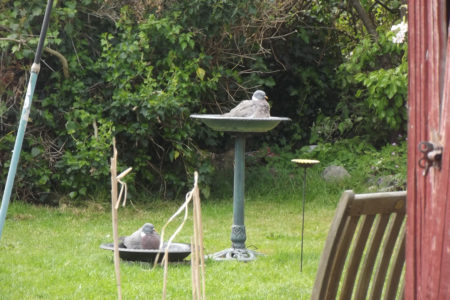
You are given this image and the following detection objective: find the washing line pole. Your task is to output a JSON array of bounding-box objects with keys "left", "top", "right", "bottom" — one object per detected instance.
[{"left": 0, "top": 0, "right": 54, "bottom": 240}]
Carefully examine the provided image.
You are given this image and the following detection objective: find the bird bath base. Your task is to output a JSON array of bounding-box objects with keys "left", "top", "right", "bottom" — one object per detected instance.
[{"left": 208, "top": 247, "right": 263, "bottom": 262}]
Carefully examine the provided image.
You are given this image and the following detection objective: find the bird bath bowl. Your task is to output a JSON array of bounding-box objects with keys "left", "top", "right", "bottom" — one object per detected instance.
[
  {"left": 190, "top": 114, "right": 290, "bottom": 133},
  {"left": 100, "top": 242, "right": 191, "bottom": 263},
  {"left": 191, "top": 113, "right": 290, "bottom": 261}
]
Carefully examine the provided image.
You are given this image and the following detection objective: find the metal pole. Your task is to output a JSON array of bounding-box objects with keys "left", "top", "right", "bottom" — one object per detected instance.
[
  {"left": 231, "top": 135, "right": 246, "bottom": 249},
  {"left": 291, "top": 158, "right": 319, "bottom": 271},
  {"left": 301, "top": 167, "right": 306, "bottom": 272},
  {"left": 0, "top": 0, "right": 54, "bottom": 240}
]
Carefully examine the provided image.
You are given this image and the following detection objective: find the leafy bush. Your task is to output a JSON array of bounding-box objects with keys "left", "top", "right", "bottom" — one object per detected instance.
[
  {"left": 95, "top": 10, "right": 223, "bottom": 197},
  {"left": 0, "top": 0, "right": 111, "bottom": 202},
  {"left": 311, "top": 2, "right": 408, "bottom": 145},
  {"left": 344, "top": 31, "right": 408, "bottom": 133},
  {"left": 0, "top": 1, "right": 409, "bottom": 202}
]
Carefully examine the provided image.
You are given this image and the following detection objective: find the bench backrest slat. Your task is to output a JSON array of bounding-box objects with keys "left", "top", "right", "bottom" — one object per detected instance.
[{"left": 311, "top": 190, "right": 406, "bottom": 300}]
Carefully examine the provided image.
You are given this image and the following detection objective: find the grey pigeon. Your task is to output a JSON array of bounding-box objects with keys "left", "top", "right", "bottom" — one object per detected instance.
[
  {"left": 123, "top": 223, "right": 161, "bottom": 250},
  {"left": 223, "top": 90, "right": 270, "bottom": 118}
]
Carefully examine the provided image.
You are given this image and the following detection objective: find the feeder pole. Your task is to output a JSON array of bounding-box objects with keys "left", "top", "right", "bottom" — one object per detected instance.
[
  {"left": 0, "top": 0, "right": 54, "bottom": 240},
  {"left": 291, "top": 159, "right": 320, "bottom": 272},
  {"left": 301, "top": 167, "right": 306, "bottom": 271}
]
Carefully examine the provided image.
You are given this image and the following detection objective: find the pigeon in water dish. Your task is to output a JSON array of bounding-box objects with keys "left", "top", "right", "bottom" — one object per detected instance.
[
  {"left": 123, "top": 223, "right": 161, "bottom": 250},
  {"left": 223, "top": 90, "right": 270, "bottom": 118}
]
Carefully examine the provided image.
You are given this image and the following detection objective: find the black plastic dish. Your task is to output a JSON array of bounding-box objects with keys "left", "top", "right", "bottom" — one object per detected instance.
[{"left": 100, "top": 242, "right": 191, "bottom": 263}]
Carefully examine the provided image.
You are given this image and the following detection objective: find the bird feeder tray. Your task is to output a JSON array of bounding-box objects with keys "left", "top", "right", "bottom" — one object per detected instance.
[
  {"left": 100, "top": 242, "right": 191, "bottom": 263},
  {"left": 291, "top": 159, "right": 320, "bottom": 167},
  {"left": 190, "top": 114, "right": 291, "bottom": 133}
]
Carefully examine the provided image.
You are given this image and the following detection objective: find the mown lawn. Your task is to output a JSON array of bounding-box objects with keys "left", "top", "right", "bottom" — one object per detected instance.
[{"left": 0, "top": 192, "right": 338, "bottom": 299}]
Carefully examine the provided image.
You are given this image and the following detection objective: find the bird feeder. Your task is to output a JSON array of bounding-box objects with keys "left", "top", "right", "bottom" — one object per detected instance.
[{"left": 291, "top": 158, "right": 320, "bottom": 271}]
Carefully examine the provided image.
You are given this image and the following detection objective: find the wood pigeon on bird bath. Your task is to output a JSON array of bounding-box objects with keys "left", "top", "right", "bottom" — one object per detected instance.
[
  {"left": 223, "top": 90, "right": 270, "bottom": 118},
  {"left": 123, "top": 223, "right": 161, "bottom": 250}
]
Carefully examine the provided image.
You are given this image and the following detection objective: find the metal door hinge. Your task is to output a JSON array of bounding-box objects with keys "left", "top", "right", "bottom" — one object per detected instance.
[{"left": 418, "top": 141, "right": 443, "bottom": 176}]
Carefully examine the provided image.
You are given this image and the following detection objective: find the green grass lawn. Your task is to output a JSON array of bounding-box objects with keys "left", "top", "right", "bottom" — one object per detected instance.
[{"left": 0, "top": 192, "right": 338, "bottom": 300}]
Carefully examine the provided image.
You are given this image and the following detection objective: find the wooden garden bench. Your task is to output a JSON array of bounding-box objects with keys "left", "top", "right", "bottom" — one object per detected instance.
[{"left": 311, "top": 190, "right": 406, "bottom": 300}]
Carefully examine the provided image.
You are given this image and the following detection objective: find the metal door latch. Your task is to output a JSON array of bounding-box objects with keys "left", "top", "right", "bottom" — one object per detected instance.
[{"left": 418, "top": 142, "right": 443, "bottom": 176}]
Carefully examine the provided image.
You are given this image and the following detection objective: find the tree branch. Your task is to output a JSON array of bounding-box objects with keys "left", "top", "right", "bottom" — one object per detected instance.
[
  {"left": 400, "top": 0, "right": 407, "bottom": 19},
  {"left": 373, "top": 0, "right": 396, "bottom": 14},
  {"left": 43, "top": 47, "right": 69, "bottom": 78},
  {"left": 349, "top": 0, "right": 378, "bottom": 40},
  {"left": 0, "top": 38, "right": 69, "bottom": 78}
]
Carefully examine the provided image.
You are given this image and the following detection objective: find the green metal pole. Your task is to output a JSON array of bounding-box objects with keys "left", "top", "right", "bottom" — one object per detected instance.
[
  {"left": 0, "top": 0, "right": 54, "bottom": 240},
  {"left": 231, "top": 135, "right": 246, "bottom": 249}
]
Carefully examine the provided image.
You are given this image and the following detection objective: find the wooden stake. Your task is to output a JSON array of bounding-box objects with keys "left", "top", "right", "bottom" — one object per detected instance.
[
  {"left": 191, "top": 236, "right": 199, "bottom": 300},
  {"left": 192, "top": 172, "right": 206, "bottom": 300},
  {"left": 111, "top": 138, "right": 122, "bottom": 300},
  {"left": 160, "top": 186, "right": 191, "bottom": 300},
  {"left": 158, "top": 172, "right": 206, "bottom": 300}
]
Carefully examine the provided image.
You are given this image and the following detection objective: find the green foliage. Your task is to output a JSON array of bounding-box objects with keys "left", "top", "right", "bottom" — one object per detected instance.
[
  {"left": 0, "top": 0, "right": 409, "bottom": 202},
  {"left": 262, "top": 7, "right": 343, "bottom": 146},
  {"left": 96, "top": 10, "right": 223, "bottom": 197},
  {"left": 354, "top": 61, "right": 407, "bottom": 129},
  {"left": 309, "top": 114, "right": 357, "bottom": 144},
  {"left": 343, "top": 30, "right": 408, "bottom": 132},
  {"left": 1, "top": 0, "right": 115, "bottom": 201},
  {"left": 239, "top": 137, "right": 407, "bottom": 199},
  {"left": 312, "top": 2, "right": 408, "bottom": 145}
]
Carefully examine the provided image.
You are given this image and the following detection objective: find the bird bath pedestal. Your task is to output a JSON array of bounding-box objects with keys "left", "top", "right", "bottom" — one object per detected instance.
[{"left": 190, "top": 114, "right": 290, "bottom": 261}]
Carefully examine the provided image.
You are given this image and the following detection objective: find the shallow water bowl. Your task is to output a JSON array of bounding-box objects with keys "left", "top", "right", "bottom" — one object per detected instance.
[
  {"left": 100, "top": 242, "right": 191, "bottom": 263},
  {"left": 190, "top": 114, "right": 291, "bottom": 133}
]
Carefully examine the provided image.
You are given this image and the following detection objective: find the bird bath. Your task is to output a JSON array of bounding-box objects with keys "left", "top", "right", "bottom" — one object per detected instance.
[
  {"left": 100, "top": 242, "right": 191, "bottom": 263},
  {"left": 190, "top": 114, "right": 290, "bottom": 261},
  {"left": 190, "top": 114, "right": 290, "bottom": 132}
]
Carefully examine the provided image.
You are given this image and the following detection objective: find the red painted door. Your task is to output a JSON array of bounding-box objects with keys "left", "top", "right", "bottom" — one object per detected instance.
[{"left": 407, "top": 0, "right": 450, "bottom": 298}]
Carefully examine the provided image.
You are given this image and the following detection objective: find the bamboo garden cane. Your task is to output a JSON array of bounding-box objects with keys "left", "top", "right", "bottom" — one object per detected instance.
[{"left": 110, "top": 138, "right": 132, "bottom": 300}]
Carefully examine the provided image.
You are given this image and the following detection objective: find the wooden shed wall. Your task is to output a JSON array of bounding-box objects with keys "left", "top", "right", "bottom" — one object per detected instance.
[{"left": 407, "top": 0, "right": 450, "bottom": 298}]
